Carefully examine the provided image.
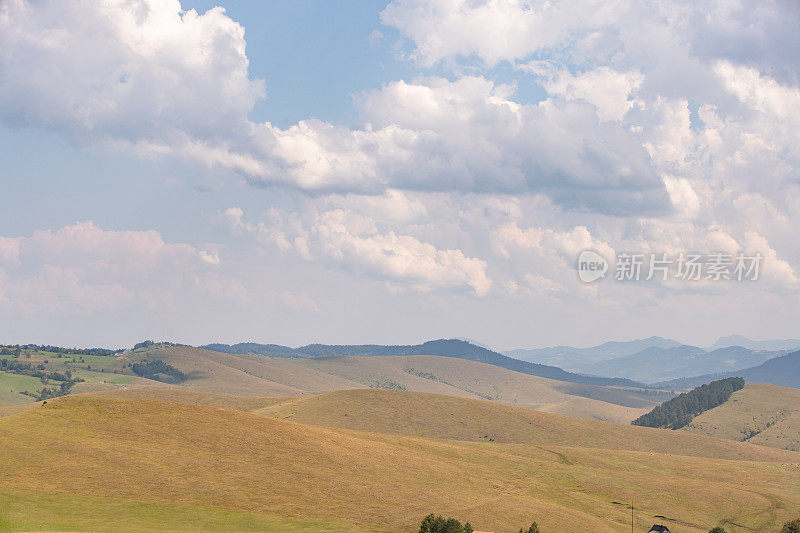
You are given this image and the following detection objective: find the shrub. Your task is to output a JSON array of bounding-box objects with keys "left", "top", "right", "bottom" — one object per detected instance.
[
  {"left": 782, "top": 519, "right": 800, "bottom": 533},
  {"left": 519, "top": 523, "right": 541, "bottom": 533},
  {"left": 709, "top": 527, "right": 727, "bottom": 533}
]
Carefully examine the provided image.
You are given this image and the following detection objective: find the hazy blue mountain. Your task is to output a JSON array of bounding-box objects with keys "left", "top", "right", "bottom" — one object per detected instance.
[
  {"left": 708, "top": 335, "right": 800, "bottom": 352},
  {"left": 453, "top": 337, "right": 493, "bottom": 350},
  {"left": 655, "top": 350, "right": 800, "bottom": 390},
  {"left": 587, "top": 345, "right": 783, "bottom": 383},
  {"left": 502, "top": 336, "right": 682, "bottom": 371},
  {"left": 202, "top": 339, "right": 645, "bottom": 388}
]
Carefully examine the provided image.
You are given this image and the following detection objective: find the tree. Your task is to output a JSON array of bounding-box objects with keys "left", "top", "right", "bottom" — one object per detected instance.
[
  {"left": 782, "top": 519, "right": 800, "bottom": 533},
  {"left": 519, "top": 522, "right": 540, "bottom": 533},
  {"left": 419, "top": 514, "right": 473, "bottom": 533},
  {"left": 709, "top": 527, "right": 727, "bottom": 533}
]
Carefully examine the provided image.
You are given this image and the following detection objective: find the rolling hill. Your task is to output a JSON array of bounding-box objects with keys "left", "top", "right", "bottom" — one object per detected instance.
[
  {"left": 1, "top": 391, "right": 799, "bottom": 532},
  {"left": 141, "top": 347, "right": 665, "bottom": 423},
  {"left": 0, "top": 344, "right": 665, "bottom": 423},
  {"left": 251, "top": 388, "right": 793, "bottom": 461},
  {"left": 683, "top": 383, "right": 800, "bottom": 451},
  {"left": 202, "top": 339, "right": 645, "bottom": 387}
]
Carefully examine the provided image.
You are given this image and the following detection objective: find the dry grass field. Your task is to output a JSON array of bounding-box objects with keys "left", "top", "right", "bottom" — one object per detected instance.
[
  {"left": 1, "top": 390, "right": 799, "bottom": 532},
  {"left": 287, "top": 353, "right": 660, "bottom": 422},
  {"left": 683, "top": 383, "right": 800, "bottom": 451},
  {"left": 2, "top": 345, "right": 658, "bottom": 423}
]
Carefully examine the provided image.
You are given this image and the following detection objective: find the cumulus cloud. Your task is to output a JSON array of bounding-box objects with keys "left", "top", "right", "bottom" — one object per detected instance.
[
  {"left": 3, "top": 0, "right": 800, "bottom": 340},
  {"left": 521, "top": 63, "right": 643, "bottom": 122},
  {"left": 0, "top": 221, "right": 242, "bottom": 315},
  {"left": 233, "top": 207, "right": 492, "bottom": 296},
  {"left": 0, "top": 0, "right": 672, "bottom": 215},
  {"left": 492, "top": 222, "right": 615, "bottom": 263}
]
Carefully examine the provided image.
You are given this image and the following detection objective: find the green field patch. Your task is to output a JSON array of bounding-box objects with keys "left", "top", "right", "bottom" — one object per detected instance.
[
  {"left": 62, "top": 353, "right": 122, "bottom": 369},
  {"left": 0, "top": 371, "right": 42, "bottom": 392}
]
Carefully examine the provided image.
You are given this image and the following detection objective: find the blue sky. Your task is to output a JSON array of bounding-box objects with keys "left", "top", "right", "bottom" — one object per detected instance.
[{"left": 1, "top": 0, "right": 799, "bottom": 349}]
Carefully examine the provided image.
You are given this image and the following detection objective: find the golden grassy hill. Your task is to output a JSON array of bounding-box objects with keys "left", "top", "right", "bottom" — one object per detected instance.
[
  {"left": 288, "top": 353, "right": 660, "bottom": 422},
  {"left": 683, "top": 383, "right": 800, "bottom": 451},
  {"left": 0, "top": 393, "right": 798, "bottom": 533},
  {"left": 143, "top": 346, "right": 365, "bottom": 396},
  {"left": 1, "top": 345, "right": 654, "bottom": 424},
  {"left": 252, "top": 388, "right": 796, "bottom": 461},
  {"left": 74, "top": 346, "right": 661, "bottom": 423}
]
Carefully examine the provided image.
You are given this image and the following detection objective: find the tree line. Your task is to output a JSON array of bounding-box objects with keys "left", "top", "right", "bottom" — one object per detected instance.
[
  {"left": 632, "top": 377, "right": 745, "bottom": 429},
  {"left": 130, "top": 359, "right": 186, "bottom": 383}
]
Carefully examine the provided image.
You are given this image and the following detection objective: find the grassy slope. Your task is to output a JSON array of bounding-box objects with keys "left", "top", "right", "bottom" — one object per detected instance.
[
  {"left": 289, "top": 354, "right": 658, "bottom": 423},
  {"left": 683, "top": 383, "right": 800, "bottom": 451},
  {"left": 0, "top": 490, "right": 374, "bottom": 533},
  {"left": 1, "top": 394, "right": 798, "bottom": 533},
  {"left": 0, "top": 371, "right": 42, "bottom": 405},
  {"left": 143, "top": 346, "right": 365, "bottom": 396},
  {"left": 0, "top": 347, "right": 661, "bottom": 423},
  {"left": 252, "top": 388, "right": 795, "bottom": 461}
]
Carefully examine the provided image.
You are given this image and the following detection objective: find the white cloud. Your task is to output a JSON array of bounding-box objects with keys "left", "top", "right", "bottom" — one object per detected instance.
[
  {"left": 0, "top": 0, "right": 264, "bottom": 150},
  {"left": 493, "top": 222, "right": 615, "bottom": 263},
  {"left": 0, "top": 221, "right": 243, "bottom": 315},
  {"left": 0, "top": 0, "right": 671, "bottom": 215},
  {"left": 240, "top": 208, "right": 492, "bottom": 296},
  {"left": 523, "top": 63, "right": 644, "bottom": 122},
  {"left": 0, "top": 237, "right": 21, "bottom": 264},
  {"left": 742, "top": 231, "right": 799, "bottom": 288}
]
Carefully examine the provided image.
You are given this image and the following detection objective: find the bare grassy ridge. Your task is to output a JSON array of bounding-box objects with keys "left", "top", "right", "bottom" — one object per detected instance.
[
  {"left": 683, "top": 383, "right": 800, "bottom": 451},
  {"left": 253, "top": 388, "right": 795, "bottom": 461},
  {"left": 66, "top": 346, "right": 659, "bottom": 423},
  {"left": 288, "top": 353, "right": 657, "bottom": 422},
  {"left": 1, "top": 391, "right": 799, "bottom": 532}
]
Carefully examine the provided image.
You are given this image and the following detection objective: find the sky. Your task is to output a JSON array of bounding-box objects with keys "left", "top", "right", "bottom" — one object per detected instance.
[{"left": 1, "top": 0, "right": 800, "bottom": 350}]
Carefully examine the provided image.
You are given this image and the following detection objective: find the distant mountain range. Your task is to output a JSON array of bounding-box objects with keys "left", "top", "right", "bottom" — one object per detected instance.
[
  {"left": 203, "top": 336, "right": 800, "bottom": 390},
  {"left": 656, "top": 350, "right": 800, "bottom": 390},
  {"left": 708, "top": 334, "right": 800, "bottom": 352},
  {"left": 503, "top": 336, "right": 683, "bottom": 371},
  {"left": 503, "top": 335, "right": 800, "bottom": 383},
  {"left": 201, "top": 339, "right": 645, "bottom": 388}
]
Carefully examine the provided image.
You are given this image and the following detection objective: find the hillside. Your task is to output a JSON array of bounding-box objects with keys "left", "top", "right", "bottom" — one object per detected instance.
[
  {"left": 683, "top": 383, "right": 800, "bottom": 451},
  {"left": 1, "top": 393, "right": 799, "bottom": 532},
  {"left": 202, "top": 339, "right": 644, "bottom": 387},
  {"left": 148, "top": 348, "right": 665, "bottom": 423},
  {"left": 252, "top": 388, "right": 794, "bottom": 461},
  {"left": 0, "top": 345, "right": 664, "bottom": 423},
  {"left": 632, "top": 378, "right": 745, "bottom": 430},
  {"left": 286, "top": 353, "right": 665, "bottom": 422}
]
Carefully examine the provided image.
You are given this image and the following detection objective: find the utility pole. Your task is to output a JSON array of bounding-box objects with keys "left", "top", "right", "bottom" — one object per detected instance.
[{"left": 612, "top": 501, "right": 634, "bottom": 532}]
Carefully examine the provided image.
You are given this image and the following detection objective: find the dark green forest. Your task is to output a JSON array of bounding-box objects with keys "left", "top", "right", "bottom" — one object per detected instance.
[{"left": 632, "top": 377, "right": 745, "bottom": 429}]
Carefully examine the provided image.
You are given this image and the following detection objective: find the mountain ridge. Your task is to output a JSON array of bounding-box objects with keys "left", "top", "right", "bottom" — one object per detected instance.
[{"left": 201, "top": 339, "right": 646, "bottom": 388}]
